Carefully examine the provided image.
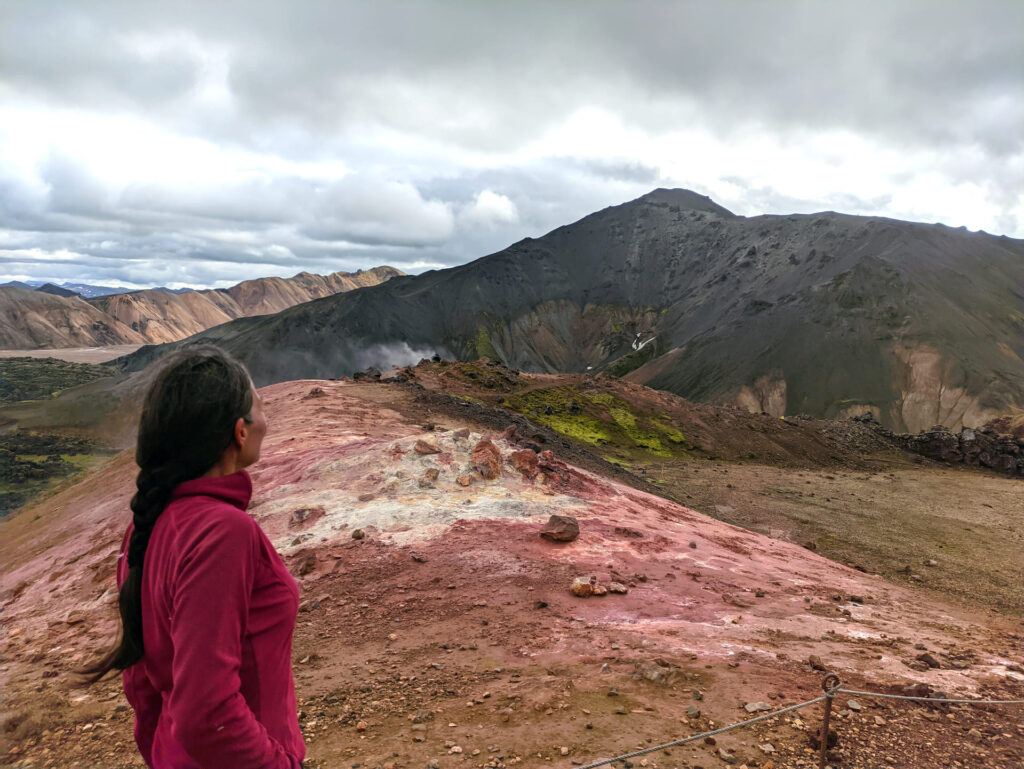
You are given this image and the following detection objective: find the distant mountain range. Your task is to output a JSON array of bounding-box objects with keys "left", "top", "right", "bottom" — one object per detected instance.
[
  {"left": 121, "top": 189, "right": 1024, "bottom": 432},
  {"left": 0, "top": 267, "right": 403, "bottom": 349},
  {"left": 0, "top": 280, "right": 168, "bottom": 298}
]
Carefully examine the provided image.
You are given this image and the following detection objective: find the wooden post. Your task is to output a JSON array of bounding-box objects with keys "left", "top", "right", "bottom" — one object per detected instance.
[{"left": 819, "top": 674, "right": 840, "bottom": 769}]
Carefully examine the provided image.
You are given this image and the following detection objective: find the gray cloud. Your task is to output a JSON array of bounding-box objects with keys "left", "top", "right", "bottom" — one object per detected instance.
[{"left": 1, "top": 0, "right": 1021, "bottom": 288}]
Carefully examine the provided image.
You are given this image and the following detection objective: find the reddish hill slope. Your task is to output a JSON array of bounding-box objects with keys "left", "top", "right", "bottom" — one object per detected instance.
[
  {"left": 2, "top": 380, "right": 1022, "bottom": 767},
  {"left": 0, "top": 285, "right": 146, "bottom": 349},
  {"left": 0, "top": 266, "right": 402, "bottom": 349}
]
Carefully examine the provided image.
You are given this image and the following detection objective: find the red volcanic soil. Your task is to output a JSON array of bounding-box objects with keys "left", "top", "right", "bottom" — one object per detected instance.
[{"left": 2, "top": 380, "right": 1023, "bottom": 768}]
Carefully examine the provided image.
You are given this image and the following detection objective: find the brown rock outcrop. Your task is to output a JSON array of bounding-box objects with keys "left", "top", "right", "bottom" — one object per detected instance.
[{"left": 471, "top": 439, "right": 502, "bottom": 480}]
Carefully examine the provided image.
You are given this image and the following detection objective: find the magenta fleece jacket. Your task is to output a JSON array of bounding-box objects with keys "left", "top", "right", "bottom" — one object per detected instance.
[{"left": 117, "top": 471, "right": 305, "bottom": 769}]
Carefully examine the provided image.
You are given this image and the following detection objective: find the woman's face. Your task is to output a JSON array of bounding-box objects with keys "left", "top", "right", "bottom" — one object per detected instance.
[{"left": 238, "top": 386, "right": 267, "bottom": 469}]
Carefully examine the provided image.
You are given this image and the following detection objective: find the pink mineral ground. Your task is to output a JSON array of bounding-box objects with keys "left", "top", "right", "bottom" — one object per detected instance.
[{"left": 2, "top": 380, "right": 1022, "bottom": 768}]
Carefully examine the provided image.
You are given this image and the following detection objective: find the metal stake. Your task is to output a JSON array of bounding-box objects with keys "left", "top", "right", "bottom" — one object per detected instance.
[{"left": 819, "top": 673, "right": 840, "bottom": 769}]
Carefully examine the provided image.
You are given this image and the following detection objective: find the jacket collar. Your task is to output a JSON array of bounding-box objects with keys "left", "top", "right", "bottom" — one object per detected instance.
[{"left": 170, "top": 470, "right": 252, "bottom": 510}]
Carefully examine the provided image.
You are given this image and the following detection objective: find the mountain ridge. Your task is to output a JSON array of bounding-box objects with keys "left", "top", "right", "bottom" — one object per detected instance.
[
  {"left": 120, "top": 189, "right": 1024, "bottom": 431},
  {"left": 0, "top": 266, "right": 403, "bottom": 349}
]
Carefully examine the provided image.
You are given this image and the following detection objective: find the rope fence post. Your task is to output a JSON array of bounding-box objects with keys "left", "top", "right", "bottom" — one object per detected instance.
[{"left": 818, "top": 673, "right": 840, "bottom": 769}]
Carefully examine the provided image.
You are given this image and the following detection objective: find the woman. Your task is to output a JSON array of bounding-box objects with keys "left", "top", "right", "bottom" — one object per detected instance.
[{"left": 82, "top": 346, "right": 305, "bottom": 769}]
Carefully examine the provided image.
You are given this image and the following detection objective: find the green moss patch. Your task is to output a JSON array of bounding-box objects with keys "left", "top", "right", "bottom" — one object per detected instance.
[
  {"left": 505, "top": 386, "right": 690, "bottom": 460},
  {"left": 603, "top": 342, "right": 658, "bottom": 377},
  {"left": 0, "top": 358, "right": 110, "bottom": 405}
]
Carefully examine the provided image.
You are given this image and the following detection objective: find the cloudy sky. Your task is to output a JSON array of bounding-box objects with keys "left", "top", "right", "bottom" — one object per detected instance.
[{"left": 1, "top": 1, "right": 1021, "bottom": 289}]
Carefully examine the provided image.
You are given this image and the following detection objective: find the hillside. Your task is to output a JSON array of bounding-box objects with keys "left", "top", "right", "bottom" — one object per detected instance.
[
  {"left": 0, "top": 286, "right": 147, "bottom": 349},
  {"left": 120, "top": 189, "right": 1024, "bottom": 431},
  {"left": 0, "top": 266, "right": 402, "bottom": 349},
  {"left": 2, "top": 379, "right": 1023, "bottom": 767}
]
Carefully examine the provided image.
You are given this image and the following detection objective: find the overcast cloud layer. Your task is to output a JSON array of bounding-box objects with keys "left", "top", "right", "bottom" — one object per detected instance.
[{"left": 1, "top": 0, "right": 1021, "bottom": 288}]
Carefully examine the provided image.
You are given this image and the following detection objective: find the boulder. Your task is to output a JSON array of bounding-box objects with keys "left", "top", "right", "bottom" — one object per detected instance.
[
  {"left": 353, "top": 367, "right": 382, "bottom": 382},
  {"left": 539, "top": 514, "right": 579, "bottom": 542}
]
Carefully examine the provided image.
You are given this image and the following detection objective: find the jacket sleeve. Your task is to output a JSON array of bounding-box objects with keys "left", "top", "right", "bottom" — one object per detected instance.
[
  {"left": 123, "top": 666, "right": 161, "bottom": 767},
  {"left": 166, "top": 510, "right": 297, "bottom": 769},
  {"left": 118, "top": 526, "right": 161, "bottom": 768}
]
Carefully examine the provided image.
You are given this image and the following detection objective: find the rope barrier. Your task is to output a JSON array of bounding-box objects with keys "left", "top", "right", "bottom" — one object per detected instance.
[
  {"left": 835, "top": 687, "right": 1024, "bottom": 706},
  {"left": 572, "top": 695, "right": 827, "bottom": 769},
  {"left": 570, "top": 673, "right": 1024, "bottom": 769}
]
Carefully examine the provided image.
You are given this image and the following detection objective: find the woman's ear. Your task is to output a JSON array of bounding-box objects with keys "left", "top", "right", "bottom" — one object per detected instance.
[{"left": 233, "top": 416, "right": 249, "bottom": 449}]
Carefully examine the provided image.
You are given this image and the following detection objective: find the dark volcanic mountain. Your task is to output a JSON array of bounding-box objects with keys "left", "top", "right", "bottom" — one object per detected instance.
[{"left": 121, "top": 189, "right": 1024, "bottom": 432}]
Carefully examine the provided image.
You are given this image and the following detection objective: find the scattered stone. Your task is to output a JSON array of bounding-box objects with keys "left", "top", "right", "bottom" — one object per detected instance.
[
  {"left": 686, "top": 706, "right": 701, "bottom": 718},
  {"left": 917, "top": 652, "right": 941, "bottom": 669},
  {"left": 351, "top": 528, "right": 365, "bottom": 540},
  {"left": 874, "top": 715, "right": 887, "bottom": 726},
  {"left": 718, "top": 747, "right": 736, "bottom": 763},
  {"left": 456, "top": 475, "right": 473, "bottom": 486},
  {"left": 539, "top": 514, "right": 580, "bottom": 542},
  {"left": 607, "top": 582, "right": 628, "bottom": 594},
  {"left": 808, "top": 655, "right": 826, "bottom": 671},
  {"left": 356, "top": 720, "right": 367, "bottom": 732},
  {"left": 288, "top": 506, "right": 326, "bottom": 529},
  {"left": 411, "top": 553, "right": 428, "bottom": 562},
  {"left": 759, "top": 743, "right": 776, "bottom": 754},
  {"left": 755, "top": 589, "right": 766, "bottom": 598},
  {"left": 452, "top": 428, "right": 470, "bottom": 439},
  {"left": 847, "top": 699, "right": 862, "bottom": 712},
  {"left": 607, "top": 686, "right": 619, "bottom": 697},
  {"left": 744, "top": 702, "right": 772, "bottom": 714},
  {"left": 419, "top": 468, "right": 440, "bottom": 488},
  {"left": 924, "top": 558, "right": 938, "bottom": 567},
  {"left": 689, "top": 541, "right": 698, "bottom": 549},
  {"left": 570, "top": 576, "right": 595, "bottom": 597},
  {"left": 533, "top": 600, "right": 548, "bottom": 609},
  {"left": 414, "top": 439, "right": 440, "bottom": 455},
  {"left": 412, "top": 710, "right": 433, "bottom": 724},
  {"left": 560, "top": 747, "right": 570, "bottom": 756},
  {"left": 449, "top": 746, "right": 463, "bottom": 754},
  {"left": 291, "top": 550, "right": 317, "bottom": 576},
  {"left": 592, "top": 585, "right": 608, "bottom": 596},
  {"left": 472, "top": 439, "right": 503, "bottom": 479}
]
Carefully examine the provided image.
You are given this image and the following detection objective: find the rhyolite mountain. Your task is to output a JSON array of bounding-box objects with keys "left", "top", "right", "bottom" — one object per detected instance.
[
  {"left": 0, "top": 267, "right": 402, "bottom": 349},
  {"left": 120, "top": 189, "right": 1024, "bottom": 432}
]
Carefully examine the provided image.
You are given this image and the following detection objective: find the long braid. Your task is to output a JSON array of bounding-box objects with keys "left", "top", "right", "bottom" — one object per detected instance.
[{"left": 79, "top": 346, "right": 253, "bottom": 682}]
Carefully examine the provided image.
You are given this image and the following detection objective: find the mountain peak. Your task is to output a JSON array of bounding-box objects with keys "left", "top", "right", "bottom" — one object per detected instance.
[{"left": 636, "top": 187, "right": 736, "bottom": 217}]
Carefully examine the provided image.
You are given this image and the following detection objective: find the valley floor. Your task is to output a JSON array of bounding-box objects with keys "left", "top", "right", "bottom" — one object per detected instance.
[{"left": 0, "top": 345, "right": 141, "bottom": 364}]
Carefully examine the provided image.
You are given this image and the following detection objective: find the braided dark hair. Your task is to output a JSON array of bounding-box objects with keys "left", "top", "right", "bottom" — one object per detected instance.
[{"left": 80, "top": 345, "right": 253, "bottom": 682}]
